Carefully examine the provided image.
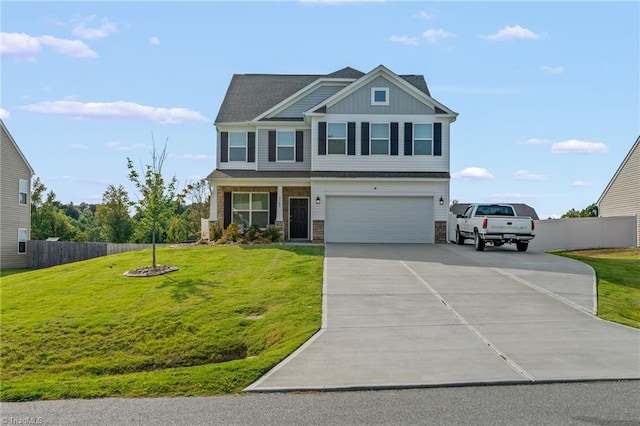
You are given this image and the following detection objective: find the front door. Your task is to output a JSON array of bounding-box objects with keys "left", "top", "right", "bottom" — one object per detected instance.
[{"left": 289, "top": 198, "right": 308, "bottom": 239}]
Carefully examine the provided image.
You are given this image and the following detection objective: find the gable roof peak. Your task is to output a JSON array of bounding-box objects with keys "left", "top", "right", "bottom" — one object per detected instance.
[{"left": 326, "top": 67, "right": 365, "bottom": 79}]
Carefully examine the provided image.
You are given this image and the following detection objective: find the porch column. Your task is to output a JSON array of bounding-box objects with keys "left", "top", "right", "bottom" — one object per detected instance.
[
  {"left": 209, "top": 184, "right": 218, "bottom": 221},
  {"left": 276, "top": 185, "right": 283, "bottom": 222}
]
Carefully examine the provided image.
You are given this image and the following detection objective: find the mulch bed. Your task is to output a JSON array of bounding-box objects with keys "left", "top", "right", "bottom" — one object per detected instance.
[{"left": 123, "top": 265, "right": 179, "bottom": 277}]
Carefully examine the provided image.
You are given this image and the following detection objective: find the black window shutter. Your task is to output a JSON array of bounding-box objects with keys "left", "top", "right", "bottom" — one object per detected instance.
[
  {"left": 295, "top": 130, "right": 304, "bottom": 162},
  {"left": 269, "top": 192, "right": 277, "bottom": 224},
  {"left": 220, "top": 132, "right": 229, "bottom": 163},
  {"left": 268, "top": 130, "right": 276, "bottom": 162},
  {"left": 248, "top": 132, "right": 256, "bottom": 163},
  {"left": 347, "top": 122, "right": 356, "bottom": 155},
  {"left": 318, "top": 122, "right": 326, "bottom": 155},
  {"left": 434, "top": 123, "right": 442, "bottom": 156},
  {"left": 390, "top": 122, "right": 399, "bottom": 156},
  {"left": 361, "top": 122, "right": 369, "bottom": 155},
  {"left": 404, "top": 123, "right": 413, "bottom": 156},
  {"left": 223, "top": 192, "right": 232, "bottom": 228}
]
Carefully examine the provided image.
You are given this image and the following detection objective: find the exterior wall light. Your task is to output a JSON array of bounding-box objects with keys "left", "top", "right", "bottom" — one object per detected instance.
[
  {"left": 439, "top": 196, "right": 445, "bottom": 206},
  {"left": 316, "top": 196, "right": 321, "bottom": 204}
]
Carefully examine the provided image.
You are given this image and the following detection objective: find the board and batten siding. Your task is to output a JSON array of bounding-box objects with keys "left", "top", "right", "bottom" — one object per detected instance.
[
  {"left": 257, "top": 128, "right": 311, "bottom": 171},
  {"left": 1, "top": 124, "right": 32, "bottom": 269},
  {"left": 599, "top": 139, "right": 640, "bottom": 246},
  {"left": 310, "top": 115, "right": 450, "bottom": 172},
  {"left": 275, "top": 85, "right": 346, "bottom": 119},
  {"left": 327, "top": 76, "right": 435, "bottom": 115}
]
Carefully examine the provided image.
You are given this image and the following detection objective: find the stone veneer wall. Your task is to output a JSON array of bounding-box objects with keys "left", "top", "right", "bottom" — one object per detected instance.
[
  {"left": 312, "top": 220, "right": 325, "bottom": 243},
  {"left": 435, "top": 220, "right": 447, "bottom": 243}
]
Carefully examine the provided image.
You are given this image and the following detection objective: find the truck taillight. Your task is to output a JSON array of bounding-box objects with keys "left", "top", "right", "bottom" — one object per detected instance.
[
  {"left": 482, "top": 217, "right": 488, "bottom": 229},
  {"left": 531, "top": 220, "right": 535, "bottom": 231}
]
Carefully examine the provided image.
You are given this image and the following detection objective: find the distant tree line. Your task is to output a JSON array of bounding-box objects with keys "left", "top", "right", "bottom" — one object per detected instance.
[
  {"left": 30, "top": 177, "right": 209, "bottom": 244},
  {"left": 561, "top": 203, "right": 598, "bottom": 218}
]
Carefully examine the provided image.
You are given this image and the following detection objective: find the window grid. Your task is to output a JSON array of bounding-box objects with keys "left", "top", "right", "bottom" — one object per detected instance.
[
  {"left": 413, "top": 123, "right": 433, "bottom": 155},
  {"left": 277, "top": 131, "right": 295, "bottom": 162},
  {"left": 327, "top": 123, "right": 347, "bottom": 155},
  {"left": 19, "top": 179, "right": 28, "bottom": 205},
  {"left": 232, "top": 192, "right": 269, "bottom": 228},
  {"left": 370, "top": 123, "right": 390, "bottom": 155},
  {"left": 229, "top": 132, "right": 247, "bottom": 162}
]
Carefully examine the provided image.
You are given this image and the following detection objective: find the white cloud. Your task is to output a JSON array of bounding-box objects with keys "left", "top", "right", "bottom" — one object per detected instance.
[
  {"left": 551, "top": 139, "right": 608, "bottom": 154},
  {"left": 183, "top": 154, "right": 208, "bottom": 160},
  {"left": 39, "top": 35, "right": 98, "bottom": 58},
  {"left": 150, "top": 36, "right": 160, "bottom": 46},
  {"left": 524, "top": 138, "right": 550, "bottom": 145},
  {"left": 540, "top": 65, "right": 564, "bottom": 74},
  {"left": 0, "top": 108, "right": 10, "bottom": 119},
  {"left": 21, "top": 100, "right": 208, "bottom": 124},
  {"left": 452, "top": 167, "right": 495, "bottom": 180},
  {"left": 414, "top": 11, "right": 432, "bottom": 20},
  {"left": 481, "top": 25, "right": 542, "bottom": 41},
  {"left": 1, "top": 32, "right": 41, "bottom": 60},
  {"left": 388, "top": 35, "right": 419, "bottom": 46},
  {"left": 423, "top": 28, "right": 456, "bottom": 44},
  {"left": 104, "top": 141, "right": 131, "bottom": 151},
  {"left": 572, "top": 180, "right": 588, "bottom": 187},
  {"left": 1, "top": 32, "right": 97, "bottom": 60},
  {"left": 71, "top": 15, "right": 117, "bottom": 40},
  {"left": 69, "top": 143, "right": 89, "bottom": 150},
  {"left": 515, "top": 170, "right": 546, "bottom": 181}
]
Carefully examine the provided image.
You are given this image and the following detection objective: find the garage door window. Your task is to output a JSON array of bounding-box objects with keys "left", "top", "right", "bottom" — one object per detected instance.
[
  {"left": 370, "top": 123, "right": 389, "bottom": 155},
  {"left": 232, "top": 193, "right": 269, "bottom": 228}
]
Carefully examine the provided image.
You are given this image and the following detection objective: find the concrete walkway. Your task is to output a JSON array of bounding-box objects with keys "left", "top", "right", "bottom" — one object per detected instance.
[{"left": 246, "top": 244, "right": 640, "bottom": 391}]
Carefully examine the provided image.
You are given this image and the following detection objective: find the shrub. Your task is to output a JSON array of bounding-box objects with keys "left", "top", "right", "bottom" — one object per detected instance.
[
  {"left": 263, "top": 226, "right": 282, "bottom": 243},
  {"left": 210, "top": 223, "right": 223, "bottom": 241},
  {"left": 246, "top": 224, "right": 262, "bottom": 242},
  {"left": 224, "top": 223, "right": 240, "bottom": 242}
]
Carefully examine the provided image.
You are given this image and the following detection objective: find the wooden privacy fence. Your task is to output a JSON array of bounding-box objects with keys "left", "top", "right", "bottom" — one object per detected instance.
[{"left": 28, "top": 241, "right": 161, "bottom": 269}]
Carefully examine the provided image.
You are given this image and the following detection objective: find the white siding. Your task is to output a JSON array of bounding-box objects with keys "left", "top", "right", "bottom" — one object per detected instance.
[
  {"left": 599, "top": 140, "right": 640, "bottom": 246},
  {"left": 310, "top": 115, "right": 450, "bottom": 172},
  {"left": 1, "top": 125, "right": 32, "bottom": 269}
]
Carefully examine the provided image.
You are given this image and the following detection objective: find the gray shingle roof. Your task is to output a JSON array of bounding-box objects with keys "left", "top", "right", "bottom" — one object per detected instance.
[{"left": 215, "top": 67, "right": 432, "bottom": 123}]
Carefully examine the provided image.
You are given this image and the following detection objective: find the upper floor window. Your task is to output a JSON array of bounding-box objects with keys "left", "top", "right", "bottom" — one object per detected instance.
[
  {"left": 232, "top": 192, "right": 269, "bottom": 229},
  {"left": 18, "top": 228, "right": 27, "bottom": 254},
  {"left": 19, "top": 179, "right": 28, "bottom": 205},
  {"left": 229, "top": 132, "right": 247, "bottom": 162},
  {"left": 277, "top": 131, "right": 295, "bottom": 161},
  {"left": 327, "top": 123, "right": 346, "bottom": 155},
  {"left": 370, "top": 123, "right": 389, "bottom": 155},
  {"left": 414, "top": 124, "right": 433, "bottom": 155},
  {"left": 371, "top": 87, "right": 389, "bottom": 106}
]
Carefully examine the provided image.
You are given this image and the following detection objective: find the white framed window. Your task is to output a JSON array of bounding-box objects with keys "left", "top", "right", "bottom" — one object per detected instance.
[
  {"left": 232, "top": 193, "right": 269, "bottom": 228},
  {"left": 327, "top": 123, "right": 347, "bottom": 155},
  {"left": 277, "top": 131, "right": 295, "bottom": 162},
  {"left": 413, "top": 123, "right": 433, "bottom": 155},
  {"left": 229, "top": 132, "right": 247, "bottom": 162},
  {"left": 19, "top": 179, "right": 28, "bottom": 205},
  {"left": 18, "top": 228, "right": 27, "bottom": 254},
  {"left": 370, "top": 123, "right": 390, "bottom": 155},
  {"left": 371, "top": 87, "right": 389, "bottom": 106}
]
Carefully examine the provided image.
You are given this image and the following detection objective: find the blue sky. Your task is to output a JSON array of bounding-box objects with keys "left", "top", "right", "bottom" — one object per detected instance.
[{"left": 2, "top": 1, "right": 638, "bottom": 220}]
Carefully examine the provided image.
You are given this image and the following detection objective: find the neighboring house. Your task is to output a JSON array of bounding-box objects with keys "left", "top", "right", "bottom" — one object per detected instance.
[
  {"left": 450, "top": 203, "right": 540, "bottom": 220},
  {"left": 207, "top": 65, "right": 457, "bottom": 243},
  {"left": 1, "top": 120, "right": 34, "bottom": 268},
  {"left": 597, "top": 136, "right": 640, "bottom": 247}
]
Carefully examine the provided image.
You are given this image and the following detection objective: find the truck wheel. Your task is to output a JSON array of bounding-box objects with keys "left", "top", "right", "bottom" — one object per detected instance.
[
  {"left": 474, "top": 231, "right": 485, "bottom": 251},
  {"left": 516, "top": 242, "right": 528, "bottom": 252},
  {"left": 456, "top": 228, "right": 465, "bottom": 245}
]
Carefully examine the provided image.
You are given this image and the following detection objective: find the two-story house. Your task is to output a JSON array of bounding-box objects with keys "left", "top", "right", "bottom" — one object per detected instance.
[
  {"left": 1, "top": 119, "right": 34, "bottom": 268},
  {"left": 207, "top": 65, "right": 457, "bottom": 243}
]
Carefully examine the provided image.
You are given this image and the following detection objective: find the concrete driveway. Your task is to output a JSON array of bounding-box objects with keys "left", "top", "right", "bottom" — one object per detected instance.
[{"left": 247, "top": 244, "right": 640, "bottom": 391}]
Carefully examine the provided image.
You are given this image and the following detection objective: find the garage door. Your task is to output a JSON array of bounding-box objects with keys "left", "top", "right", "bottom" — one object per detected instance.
[{"left": 325, "top": 196, "right": 434, "bottom": 243}]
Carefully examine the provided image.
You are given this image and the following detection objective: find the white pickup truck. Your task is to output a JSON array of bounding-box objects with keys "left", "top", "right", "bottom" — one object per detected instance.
[{"left": 455, "top": 204, "right": 535, "bottom": 252}]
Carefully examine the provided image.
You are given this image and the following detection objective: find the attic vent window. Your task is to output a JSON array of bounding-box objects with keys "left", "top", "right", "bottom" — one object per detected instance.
[{"left": 371, "top": 88, "right": 389, "bottom": 106}]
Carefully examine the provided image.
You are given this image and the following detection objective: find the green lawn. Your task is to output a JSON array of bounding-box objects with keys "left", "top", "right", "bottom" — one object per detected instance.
[
  {"left": 0, "top": 245, "right": 324, "bottom": 401},
  {"left": 555, "top": 248, "right": 640, "bottom": 329}
]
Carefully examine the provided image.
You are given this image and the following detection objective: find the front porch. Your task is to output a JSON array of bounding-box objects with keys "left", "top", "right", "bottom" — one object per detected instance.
[{"left": 210, "top": 185, "right": 312, "bottom": 242}]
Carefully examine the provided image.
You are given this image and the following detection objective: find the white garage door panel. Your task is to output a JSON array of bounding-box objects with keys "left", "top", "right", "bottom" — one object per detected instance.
[{"left": 326, "top": 196, "right": 434, "bottom": 243}]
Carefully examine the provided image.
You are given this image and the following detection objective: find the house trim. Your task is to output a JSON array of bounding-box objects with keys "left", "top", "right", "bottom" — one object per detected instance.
[{"left": 1, "top": 120, "right": 34, "bottom": 175}]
